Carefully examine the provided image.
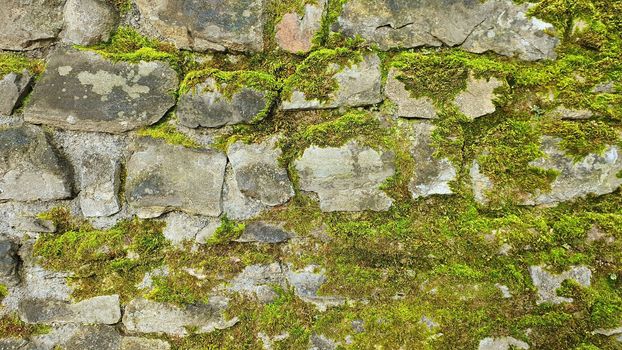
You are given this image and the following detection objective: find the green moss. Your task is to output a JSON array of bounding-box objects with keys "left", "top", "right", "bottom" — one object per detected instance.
[
  {"left": 0, "top": 52, "right": 45, "bottom": 77},
  {"left": 0, "top": 313, "right": 49, "bottom": 339},
  {"left": 541, "top": 119, "right": 620, "bottom": 161},
  {"left": 137, "top": 112, "right": 200, "bottom": 148},
  {"left": 0, "top": 284, "right": 7, "bottom": 302},
  {"left": 106, "top": 0, "right": 132, "bottom": 14},
  {"left": 206, "top": 216, "right": 246, "bottom": 245},
  {"left": 527, "top": 0, "right": 595, "bottom": 39}
]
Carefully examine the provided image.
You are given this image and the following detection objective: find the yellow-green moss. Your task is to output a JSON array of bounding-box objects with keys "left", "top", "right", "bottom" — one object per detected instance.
[
  {"left": 137, "top": 112, "right": 200, "bottom": 148},
  {"left": 0, "top": 53, "right": 45, "bottom": 77}
]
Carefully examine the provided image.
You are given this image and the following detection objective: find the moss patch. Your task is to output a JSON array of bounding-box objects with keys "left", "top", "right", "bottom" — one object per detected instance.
[
  {"left": 137, "top": 112, "right": 200, "bottom": 148},
  {"left": 0, "top": 53, "right": 45, "bottom": 77}
]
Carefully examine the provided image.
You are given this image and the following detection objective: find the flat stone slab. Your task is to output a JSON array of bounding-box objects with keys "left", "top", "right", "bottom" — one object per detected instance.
[
  {"left": 0, "top": 71, "right": 32, "bottom": 115},
  {"left": 281, "top": 53, "right": 382, "bottom": 110},
  {"left": 334, "top": 0, "right": 558, "bottom": 61},
  {"left": 19, "top": 295, "right": 121, "bottom": 325},
  {"left": 478, "top": 337, "right": 529, "bottom": 350},
  {"left": 276, "top": 0, "right": 326, "bottom": 53},
  {"left": 122, "top": 298, "right": 238, "bottom": 336},
  {"left": 454, "top": 75, "right": 503, "bottom": 119},
  {"left": 529, "top": 265, "right": 591, "bottom": 304},
  {"left": 385, "top": 68, "right": 437, "bottom": 119},
  {"left": 135, "top": 0, "right": 265, "bottom": 52},
  {"left": 0, "top": 239, "right": 19, "bottom": 286},
  {"left": 126, "top": 141, "right": 227, "bottom": 218},
  {"left": 294, "top": 141, "right": 395, "bottom": 212},
  {"left": 0, "top": 125, "right": 73, "bottom": 202},
  {"left": 24, "top": 49, "right": 178, "bottom": 133},
  {"left": 0, "top": 0, "right": 66, "bottom": 50},
  {"left": 235, "top": 222, "right": 292, "bottom": 244}
]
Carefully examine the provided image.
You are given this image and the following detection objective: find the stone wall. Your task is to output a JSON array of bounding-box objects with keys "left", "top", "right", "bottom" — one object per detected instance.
[{"left": 1, "top": 0, "right": 622, "bottom": 349}]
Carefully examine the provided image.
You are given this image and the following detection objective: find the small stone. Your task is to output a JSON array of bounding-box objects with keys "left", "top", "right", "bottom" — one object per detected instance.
[
  {"left": 454, "top": 75, "right": 503, "bottom": 119},
  {"left": 227, "top": 137, "right": 294, "bottom": 207},
  {"left": 420, "top": 315, "right": 438, "bottom": 330},
  {"left": 64, "top": 325, "right": 121, "bottom": 350},
  {"left": 0, "top": 238, "right": 19, "bottom": 286},
  {"left": 0, "top": 125, "right": 73, "bottom": 202},
  {"left": 470, "top": 161, "right": 494, "bottom": 205},
  {"left": 478, "top": 336, "right": 529, "bottom": 350},
  {"left": 125, "top": 141, "right": 227, "bottom": 218},
  {"left": 14, "top": 216, "right": 56, "bottom": 233},
  {"left": 19, "top": 295, "right": 121, "bottom": 325},
  {"left": 24, "top": 49, "right": 178, "bottom": 133},
  {"left": 162, "top": 212, "right": 216, "bottom": 245},
  {"left": 0, "top": 0, "right": 65, "bottom": 50},
  {"left": 385, "top": 68, "right": 437, "bottom": 119},
  {"left": 529, "top": 265, "right": 591, "bottom": 304},
  {"left": 0, "top": 71, "right": 32, "bottom": 115},
  {"left": 275, "top": 0, "right": 326, "bottom": 53},
  {"left": 286, "top": 265, "right": 344, "bottom": 311},
  {"left": 548, "top": 105, "right": 594, "bottom": 120},
  {"left": 295, "top": 141, "right": 395, "bottom": 212},
  {"left": 592, "top": 81, "right": 617, "bottom": 94},
  {"left": 120, "top": 337, "right": 171, "bottom": 350},
  {"left": 61, "top": 0, "right": 118, "bottom": 46},
  {"left": 0, "top": 339, "right": 31, "bottom": 350},
  {"left": 495, "top": 284, "right": 512, "bottom": 299},
  {"left": 309, "top": 333, "right": 339, "bottom": 350},
  {"left": 227, "top": 263, "right": 287, "bottom": 303},
  {"left": 79, "top": 152, "right": 121, "bottom": 217},
  {"left": 122, "top": 298, "right": 238, "bottom": 336},
  {"left": 236, "top": 222, "right": 292, "bottom": 244},
  {"left": 222, "top": 164, "right": 265, "bottom": 220}
]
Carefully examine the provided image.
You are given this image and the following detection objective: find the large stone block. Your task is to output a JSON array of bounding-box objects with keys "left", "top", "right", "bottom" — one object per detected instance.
[
  {"left": 61, "top": 0, "right": 118, "bottom": 46},
  {"left": 0, "top": 0, "right": 66, "bottom": 50}
]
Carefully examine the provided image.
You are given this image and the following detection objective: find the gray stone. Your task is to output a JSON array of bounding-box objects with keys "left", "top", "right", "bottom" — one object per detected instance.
[
  {"left": 120, "top": 337, "right": 171, "bottom": 350},
  {"left": 161, "top": 212, "right": 219, "bottom": 245},
  {"left": 454, "top": 75, "right": 503, "bottom": 119},
  {"left": 592, "top": 81, "right": 617, "bottom": 94},
  {"left": 529, "top": 265, "right": 591, "bottom": 304},
  {"left": 385, "top": 68, "right": 437, "bottom": 119},
  {"left": 125, "top": 141, "right": 227, "bottom": 218},
  {"left": 222, "top": 164, "right": 265, "bottom": 220},
  {"left": 0, "top": 0, "right": 66, "bottom": 50},
  {"left": 276, "top": 0, "right": 326, "bottom": 53},
  {"left": 122, "top": 297, "right": 238, "bottom": 336},
  {"left": 309, "top": 334, "right": 339, "bottom": 350},
  {"left": 236, "top": 222, "right": 292, "bottom": 244},
  {"left": 0, "top": 126, "right": 73, "bottom": 202},
  {"left": 0, "top": 239, "right": 19, "bottom": 286},
  {"left": 227, "top": 138, "right": 294, "bottom": 207},
  {"left": 61, "top": 0, "right": 118, "bottom": 46},
  {"left": 0, "top": 71, "right": 32, "bottom": 116},
  {"left": 178, "top": 77, "right": 274, "bottom": 128},
  {"left": 470, "top": 161, "right": 493, "bottom": 204},
  {"left": 135, "top": 0, "right": 265, "bottom": 52},
  {"left": 14, "top": 216, "right": 56, "bottom": 233},
  {"left": 407, "top": 122, "right": 457, "bottom": 198},
  {"left": 24, "top": 49, "right": 178, "bottom": 133},
  {"left": 64, "top": 325, "right": 121, "bottom": 350},
  {"left": 0, "top": 339, "right": 31, "bottom": 350},
  {"left": 19, "top": 295, "right": 121, "bottom": 325},
  {"left": 295, "top": 141, "right": 395, "bottom": 212},
  {"left": 282, "top": 53, "right": 382, "bottom": 110},
  {"left": 79, "top": 153, "right": 121, "bottom": 217},
  {"left": 335, "top": 0, "right": 558, "bottom": 61},
  {"left": 227, "top": 263, "right": 287, "bottom": 303},
  {"left": 526, "top": 137, "right": 622, "bottom": 205},
  {"left": 286, "top": 265, "right": 344, "bottom": 311},
  {"left": 478, "top": 337, "right": 529, "bottom": 350},
  {"left": 548, "top": 105, "right": 594, "bottom": 120}
]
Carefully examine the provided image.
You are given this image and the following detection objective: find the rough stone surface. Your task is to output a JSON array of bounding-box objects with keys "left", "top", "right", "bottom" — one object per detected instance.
[
  {"left": 454, "top": 75, "right": 503, "bottom": 119},
  {"left": 161, "top": 212, "right": 218, "bottom": 245},
  {"left": 0, "top": 238, "right": 19, "bottom": 286},
  {"left": 549, "top": 105, "right": 594, "bottom": 120},
  {"left": 19, "top": 295, "right": 121, "bottom": 325},
  {"left": 295, "top": 141, "right": 395, "bottom": 212},
  {"left": 135, "top": 0, "right": 265, "bottom": 52},
  {"left": 0, "top": 0, "right": 66, "bottom": 50},
  {"left": 79, "top": 152, "right": 121, "bottom": 217},
  {"left": 0, "top": 125, "right": 73, "bottom": 202},
  {"left": 276, "top": 0, "right": 326, "bottom": 53},
  {"left": 126, "top": 141, "right": 227, "bottom": 218},
  {"left": 64, "top": 325, "right": 121, "bottom": 350},
  {"left": 407, "top": 122, "right": 457, "bottom": 198},
  {"left": 222, "top": 164, "right": 265, "bottom": 220},
  {"left": 227, "top": 263, "right": 287, "bottom": 303},
  {"left": 120, "top": 337, "right": 171, "bottom": 350},
  {"left": 227, "top": 138, "right": 294, "bottom": 207},
  {"left": 122, "top": 298, "right": 238, "bottom": 336},
  {"left": 282, "top": 54, "right": 382, "bottom": 110},
  {"left": 236, "top": 222, "right": 292, "bottom": 244},
  {"left": 470, "top": 161, "right": 494, "bottom": 205},
  {"left": 286, "top": 265, "right": 344, "bottom": 311},
  {"left": 0, "top": 71, "right": 32, "bottom": 116},
  {"left": 178, "top": 78, "right": 271, "bottom": 128},
  {"left": 385, "top": 68, "right": 437, "bottom": 119},
  {"left": 24, "top": 49, "right": 178, "bottom": 133},
  {"left": 526, "top": 137, "right": 622, "bottom": 205},
  {"left": 61, "top": 0, "right": 118, "bottom": 46},
  {"left": 335, "top": 0, "right": 559, "bottom": 61},
  {"left": 309, "top": 333, "right": 339, "bottom": 350},
  {"left": 478, "top": 337, "right": 529, "bottom": 350},
  {"left": 529, "top": 265, "right": 592, "bottom": 304}
]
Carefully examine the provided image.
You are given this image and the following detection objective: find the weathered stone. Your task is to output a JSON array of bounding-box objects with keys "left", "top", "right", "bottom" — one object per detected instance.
[
  {"left": 454, "top": 75, "right": 503, "bottom": 119},
  {"left": 227, "top": 263, "right": 286, "bottom": 303},
  {"left": 120, "top": 337, "right": 171, "bottom": 350},
  {"left": 286, "top": 265, "right": 344, "bottom": 311},
  {"left": 407, "top": 122, "right": 457, "bottom": 198},
  {"left": 125, "top": 141, "right": 227, "bottom": 218},
  {"left": 64, "top": 325, "right": 121, "bottom": 350},
  {"left": 236, "top": 222, "right": 292, "bottom": 244},
  {"left": 0, "top": 0, "right": 66, "bottom": 50},
  {"left": 61, "top": 0, "right": 118, "bottom": 46},
  {"left": 135, "top": 0, "right": 265, "bottom": 52},
  {"left": 19, "top": 295, "right": 121, "bottom": 325},
  {"left": 0, "top": 126, "right": 72, "bottom": 202},
  {"left": 385, "top": 68, "right": 436, "bottom": 119},
  {"left": 227, "top": 138, "right": 294, "bottom": 207},
  {"left": 122, "top": 298, "right": 238, "bottom": 336},
  {"left": 276, "top": 0, "right": 326, "bottom": 53},
  {"left": 222, "top": 164, "right": 265, "bottom": 220},
  {"left": 178, "top": 77, "right": 274, "bottom": 128},
  {"left": 0, "top": 238, "right": 19, "bottom": 286},
  {"left": 470, "top": 161, "right": 494, "bottom": 204},
  {"left": 529, "top": 265, "right": 591, "bottom": 304},
  {"left": 526, "top": 137, "right": 622, "bottom": 205},
  {"left": 161, "top": 212, "right": 219, "bottom": 245},
  {"left": 592, "top": 81, "right": 617, "bottom": 94},
  {"left": 295, "top": 141, "right": 395, "bottom": 212},
  {"left": 0, "top": 71, "right": 32, "bottom": 116},
  {"left": 79, "top": 153, "right": 121, "bottom": 217},
  {"left": 478, "top": 337, "right": 529, "bottom": 350},
  {"left": 14, "top": 216, "right": 56, "bottom": 233},
  {"left": 335, "top": 0, "right": 558, "bottom": 61},
  {"left": 0, "top": 338, "right": 31, "bottom": 350},
  {"left": 309, "top": 334, "right": 339, "bottom": 350},
  {"left": 548, "top": 105, "right": 594, "bottom": 120},
  {"left": 24, "top": 49, "right": 178, "bottom": 133},
  {"left": 281, "top": 54, "right": 382, "bottom": 110}
]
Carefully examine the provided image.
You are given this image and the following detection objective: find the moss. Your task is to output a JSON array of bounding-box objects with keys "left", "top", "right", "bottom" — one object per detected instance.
[
  {"left": 0, "top": 52, "right": 45, "bottom": 77},
  {"left": 137, "top": 112, "right": 200, "bottom": 148},
  {"left": 0, "top": 313, "right": 49, "bottom": 339},
  {"left": 527, "top": 0, "right": 596, "bottom": 39},
  {"left": 106, "top": 0, "right": 131, "bottom": 14},
  {"left": 541, "top": 119, "right": 620, "bottom": 161},
  {"left": 0, "top": 284, "right": 7, "bottom": 302},
  {"left": 206, "top": 216, "right": 246, "bottom": 245}
]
